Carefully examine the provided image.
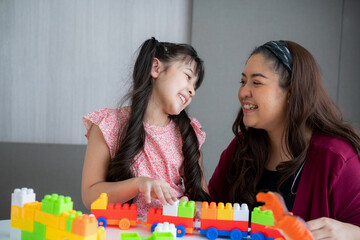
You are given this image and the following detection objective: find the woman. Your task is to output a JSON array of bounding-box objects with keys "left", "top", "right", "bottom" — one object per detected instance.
[{"left": 208, "top": 40, "right": 360, "bottom": 239}]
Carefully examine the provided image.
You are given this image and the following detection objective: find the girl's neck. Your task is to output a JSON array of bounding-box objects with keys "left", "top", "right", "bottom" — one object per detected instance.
[{"left": 144, "top": 100, "right": 170, "bottom": 127}]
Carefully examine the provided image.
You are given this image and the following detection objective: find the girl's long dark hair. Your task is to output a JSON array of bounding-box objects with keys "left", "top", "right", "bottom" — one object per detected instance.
[
  {"left": 228, "top": 41, "right": 360, "bottom": 208},
  {"left": 106, "top": 37, "right": 211, "bottom": 203}
]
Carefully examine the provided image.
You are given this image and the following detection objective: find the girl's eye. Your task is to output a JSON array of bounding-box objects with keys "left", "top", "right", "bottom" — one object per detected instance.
[
  {"left": 240, "top": 80, "right": 246, "bottom": 85},
  {"left": 185, "top": 74, "right": 191, "bottom": 80}
]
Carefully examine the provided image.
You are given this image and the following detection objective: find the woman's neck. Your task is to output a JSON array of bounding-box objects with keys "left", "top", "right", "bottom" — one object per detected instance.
[{"left": 266, "top": 127, "right": 313, "bottom": 171}]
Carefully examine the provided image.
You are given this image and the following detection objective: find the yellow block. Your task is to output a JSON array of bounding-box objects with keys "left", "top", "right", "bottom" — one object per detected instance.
[
  {"left": 90, "top": 193, "right": 108, "bottom": 210},
  {"left": 46, "top": 226, "right": 69, "bottom": 240},
  {"left": 217, "top": 202, "right": 233, "bottom": 220},
  {"left": 59, "top": 210, "right": 77, "bottom": 231},
  {"left": 35, "top": 209, "right": 60, "bottom": 228},
  {"left": 23, "top": 202, "right": 42, "bottom": 221},
  {"left": 10, "top": 205, "right": 22, "bottom": 220}
]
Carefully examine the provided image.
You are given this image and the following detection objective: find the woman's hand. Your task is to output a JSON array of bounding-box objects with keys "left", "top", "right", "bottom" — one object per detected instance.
[
  {"left": 136, "top": 177, "right": 177, "bottom": 205},
  {"left": 307, "top": 217, "right": 360, "bottom": 240}
]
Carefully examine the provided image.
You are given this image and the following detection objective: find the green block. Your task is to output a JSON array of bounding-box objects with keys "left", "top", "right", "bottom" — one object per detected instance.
[
  {"left": 120, "top": 232, "right": 141, "bottom": 240},
  {"left": 251, "top": 206, "right": 274, "bottom": 226},
  {"left": 66, "top": 211, "right": 82, "bottom": 232},
  {"left": 149, "top": 232, "right": 174, "bottom": 240},
  {"left": 33, "top": 222, "right": 46, "bottom": 236},
  {"left": 178, "top": 200, "right": 195, "bottom": 218},
  {"left": 41, "top": 193, "right": 73, "bottom": 216},
  {"left": 21, "top": 230, "right": 46, "bottom": 240}
]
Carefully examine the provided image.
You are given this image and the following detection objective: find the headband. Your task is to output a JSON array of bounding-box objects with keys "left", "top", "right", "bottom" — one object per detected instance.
[{"left": 262, "top": 40, "right": 292, "bottom": 72}]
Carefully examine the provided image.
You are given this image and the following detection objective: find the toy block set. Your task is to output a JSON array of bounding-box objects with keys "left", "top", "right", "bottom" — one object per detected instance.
[
  {"left": 10, "top": 188, "right": 105, "bottom": 240},
  {"left": 10, "top": 188, "right": 314, "bottom": 240}
]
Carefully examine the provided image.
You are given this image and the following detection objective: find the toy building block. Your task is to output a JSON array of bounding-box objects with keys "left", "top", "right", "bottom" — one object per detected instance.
[
  {"left": 177, "top": 200, "right": 195, "bottom": 218},
  {"left": 149, "top": 232, "right": 174, "bottom": 240},
  {"left": 162, "top": 200, "right": 179, "bottom": 217},
  {"left": 233, "top": 203, "right": 249, "bottom": 221},
  {"left": 72, "top": 214, "right": 98, "bottom": 236},
  {"left": 256, "top": 192, "right": 314, "bottom": 240},
  {"left": 10, "top": 227, "right": 21, "bottom": 240},
  {"left": 41, "top": 193, "right": 73, "bottom": 216},
  {"left": 200, "top": 202, "right": 217, "bottom": 220},
  {"left": 154, "top": 222, "right": 176, "bottom": 240},
  {"left": 251, "top": 206, "right": 274, "bottom": 226},
  {"left": 120, "top": 232, "right": 141, "bottom": 240},
  {"left": 217, "top": 202, "right": 233, "bottom": 220},
  {"left": 11, "top": 188, "right": 36, "bottom": 207},
  {"left": 91, "top": 193, "right": 108, "bottom": 210}
]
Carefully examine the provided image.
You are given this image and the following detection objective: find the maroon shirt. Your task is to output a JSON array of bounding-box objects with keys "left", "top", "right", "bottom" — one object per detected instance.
[{"left": 208, "top": 132, "right": 360, "bottom": 226}]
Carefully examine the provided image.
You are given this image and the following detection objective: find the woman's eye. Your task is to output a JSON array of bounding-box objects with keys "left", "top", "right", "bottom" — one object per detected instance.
[
  {"left": 185, "top": 74, "right": 191, "bottom": 80},
  {"left": 240, "top": 80, "right": 245, "bottom": 85},
  {"left": 253, "top": 81, "right": 262, "bottom": 85}
]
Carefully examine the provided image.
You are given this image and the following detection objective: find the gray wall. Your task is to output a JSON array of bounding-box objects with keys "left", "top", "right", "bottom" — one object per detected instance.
[
  {"left": 0, "top": 0, "right": 192, "bottom": 144},
  {"left": 190, "top": 0, "right": 360, "bottom": 179}
]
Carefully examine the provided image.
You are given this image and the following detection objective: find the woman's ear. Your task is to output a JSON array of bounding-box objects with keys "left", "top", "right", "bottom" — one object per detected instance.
[{"left": 150, "top": 58, "right": 161, "bottom": 79}]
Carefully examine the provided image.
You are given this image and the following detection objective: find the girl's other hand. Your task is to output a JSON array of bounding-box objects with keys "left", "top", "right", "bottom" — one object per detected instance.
[
  {"left": 307, "top": 217, "right": 360, "bottom": 240},
  {"left": 136, "top": 177, "right": 177, "bottom": 205}
]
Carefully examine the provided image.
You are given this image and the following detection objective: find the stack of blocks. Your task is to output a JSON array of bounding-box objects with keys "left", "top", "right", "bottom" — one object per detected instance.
[
  {"left": 200, "top": 202, "right": 250, "bottom": 234},
  {"left": 10, "top": 188, "right": 105, "bottom": 240}
]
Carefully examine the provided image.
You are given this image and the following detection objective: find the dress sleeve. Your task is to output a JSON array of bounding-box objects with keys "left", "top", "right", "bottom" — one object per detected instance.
[
  {"left": 208, "top": 137, "right": 238, "bottom": 202},
  {"left": 190, "top": 117, "right": 206, "bottom": 149},
  {"left": 83, "top": 108, "right": 125, "bottom": 158}
]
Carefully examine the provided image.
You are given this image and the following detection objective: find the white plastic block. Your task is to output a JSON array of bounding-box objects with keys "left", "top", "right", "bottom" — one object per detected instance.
[
  {"left": 155, "top": 222, "right": 176, "bottom": 240},
  {"left": 11, "top": 188, "right": 36, "bottom": 207},
  {"left": 163, "top": 200, "right": 179, "bottom": 217},
  {"left": 233, "top": 203, "right": 249, "bottom": 221},
  {"left": 194, "top": 219, "right": 201, "bottom": 229},
  {"left": 10, "top": 227, "right": 21, "bottom": 240}
]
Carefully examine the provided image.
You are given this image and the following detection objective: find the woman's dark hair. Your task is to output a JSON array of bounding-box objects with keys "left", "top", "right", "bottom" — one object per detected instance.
[
  {"left": 228, "top": 40, "right": 360, "bottom": 208},
  {"left": 106, "top": 37, "right": 211, "bottom": 203}
]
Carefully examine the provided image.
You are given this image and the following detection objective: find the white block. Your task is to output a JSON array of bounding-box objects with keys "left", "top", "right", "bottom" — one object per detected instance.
[
  {"left": 155, "top": 222, "right": 176, "bottom": 240},
  {"left": 11, "top": 188, "right": 36, "bottom": 207},
  {"left": 163, "top": 200, "right": 179, "bottom": 216},
  {"left": 10, "top": 227, "right": 21, "bottom": 240},
  {"left": 233, "top": 203, "right": 249, "bottom": 221}
]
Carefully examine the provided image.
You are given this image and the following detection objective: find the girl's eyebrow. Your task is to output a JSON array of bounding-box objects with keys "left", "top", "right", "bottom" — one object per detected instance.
[
  {"left": 242, "top": 72, "right": 268, "bottom": 79},
  {"left": 185, "top": 67, "right": 194, "bottom": 73}
]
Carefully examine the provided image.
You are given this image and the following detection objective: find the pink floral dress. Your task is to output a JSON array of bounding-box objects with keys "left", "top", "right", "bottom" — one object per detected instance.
[{"left": 83, "top": 108, "right": 205, "bottom": 218}]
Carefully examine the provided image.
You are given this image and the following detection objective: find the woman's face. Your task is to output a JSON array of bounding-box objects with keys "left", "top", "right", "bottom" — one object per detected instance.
[{"left": 238, "top": 53, "right": 289, "bottom": 134}]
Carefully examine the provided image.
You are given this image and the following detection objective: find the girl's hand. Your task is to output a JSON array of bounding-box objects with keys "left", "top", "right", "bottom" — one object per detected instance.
[
  {"left": 136, "top": 177, "right": 177, "bottom": 205},
  {"left": 307, "top": 217, "right": 360, "bottom": 240},
  {"left": 178, "top": 195, "right": 189, "bottom": 202}
]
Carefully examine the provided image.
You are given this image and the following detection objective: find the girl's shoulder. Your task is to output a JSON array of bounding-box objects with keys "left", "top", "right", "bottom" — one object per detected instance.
[
  {"left": 82, "top": 107, "right": 130, "bottom": 157},
  {"left": 189, "top": 117, "right": 206, "bottom": 148}
]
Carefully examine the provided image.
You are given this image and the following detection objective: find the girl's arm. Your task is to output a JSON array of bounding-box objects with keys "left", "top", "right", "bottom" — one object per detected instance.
[{"left": 81, "top": 125, "right": 176, "bottom": 209}]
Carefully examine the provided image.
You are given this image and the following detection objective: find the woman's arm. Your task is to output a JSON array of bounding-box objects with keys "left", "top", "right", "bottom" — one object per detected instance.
[
  {"left": 81, "top": 125, "right": 176, "bottom": 209},
  {"left": 307, "top": 217, "right": 360, "bottom": 240}
]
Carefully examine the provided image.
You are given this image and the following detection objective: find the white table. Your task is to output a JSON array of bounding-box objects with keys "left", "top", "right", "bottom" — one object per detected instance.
[{"left": 0, "top": 219, "right": 229, "bottom": 240}]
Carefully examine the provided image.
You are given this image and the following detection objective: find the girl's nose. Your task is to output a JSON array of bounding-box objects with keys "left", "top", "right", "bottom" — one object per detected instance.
[{"left": 188, "top": 87, "right": 195, "bottom": 97}]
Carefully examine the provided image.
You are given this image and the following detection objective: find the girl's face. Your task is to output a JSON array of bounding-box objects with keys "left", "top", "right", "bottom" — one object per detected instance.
[
  {"left": 238, "top": 53, "right": 289, "bottom": 134},
  {"left": 150, "top": 59, "right": 198, "bottom": 116}
]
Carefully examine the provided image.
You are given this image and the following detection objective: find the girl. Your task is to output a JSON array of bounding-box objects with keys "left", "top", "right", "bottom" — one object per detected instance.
[
  {"left": 82, "top": 37, "right": 210, "bottom": 218},
  {"left": 209, "top": 40, "right": 360, "bottom": 238}
]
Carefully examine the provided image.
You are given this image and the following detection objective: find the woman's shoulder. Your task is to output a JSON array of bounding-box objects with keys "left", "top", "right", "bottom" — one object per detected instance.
[{"left": 309, "top": 132, "right": 358, "bottom": 161}]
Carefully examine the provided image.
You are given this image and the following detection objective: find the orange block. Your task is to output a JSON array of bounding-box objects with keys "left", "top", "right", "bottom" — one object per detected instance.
[
  {"left": 201, "top": 202, "right": 217, "bottom": 220},
  {"left": 72, "top": 214, "right": 98, "bottom": 236}
]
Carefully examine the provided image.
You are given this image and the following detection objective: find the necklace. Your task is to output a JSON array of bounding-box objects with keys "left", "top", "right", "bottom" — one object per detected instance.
[{"left": 290, "top": 161, "right": 305, "bottom": 195}]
